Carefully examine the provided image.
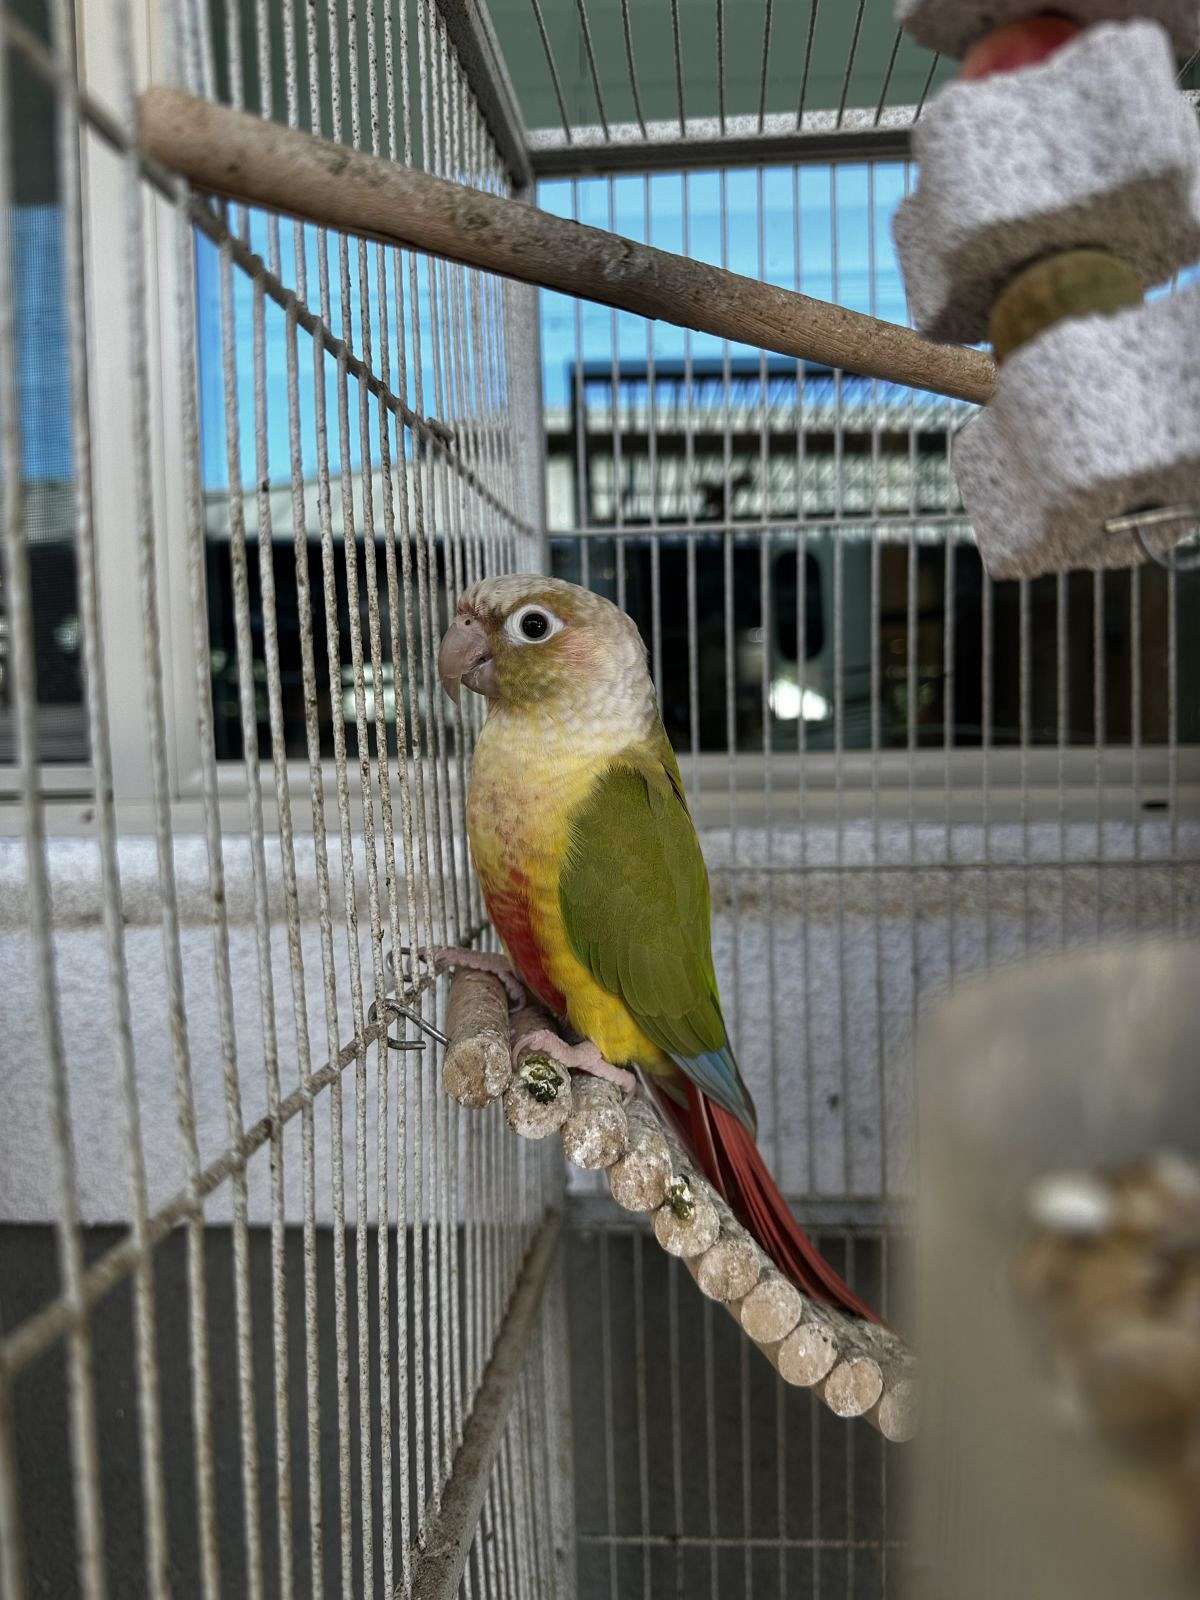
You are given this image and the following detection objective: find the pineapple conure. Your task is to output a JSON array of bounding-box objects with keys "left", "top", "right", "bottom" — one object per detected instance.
[{"left": 438, "top": 574, "right": 878, "bottom": 1322}]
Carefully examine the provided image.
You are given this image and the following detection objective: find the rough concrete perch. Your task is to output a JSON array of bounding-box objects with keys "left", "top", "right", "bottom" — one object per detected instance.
[
  {"left": 561, "top": 1077, "right": 629, "bottom": 1171},
  {"left": 433, "top": 980, "right": 915, "bottom": 1437},
  {"left": 601, "top": 1084, "right": 914, "bottom": 1433},
  {"left": 138, "top": 85, "right": 995, "bottom": 407},
  {"left": 442, "top": 968, "right": 512, "bottom": 1109},
  {"left": 503, "top": 1001, "right": 573, "bottom": 1139},
  {"left": 649, "top": 1112, "right": 918, "bottom": 1441},
  {"left": 607, "top": 1096, "right": 673, "bottom": 1212}
]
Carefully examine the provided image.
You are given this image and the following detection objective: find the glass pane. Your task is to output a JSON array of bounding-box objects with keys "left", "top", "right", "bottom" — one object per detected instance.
[
  {"left": 0, "top": 0, "right": 87, "bottom": 765},
  {"left": 543, "top": 165, "right": 1200, "bottom": 754}
]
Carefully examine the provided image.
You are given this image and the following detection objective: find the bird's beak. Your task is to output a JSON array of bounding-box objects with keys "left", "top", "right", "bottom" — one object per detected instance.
[{"left": 438, "top": 613, "right": 496, "bottom": 706}]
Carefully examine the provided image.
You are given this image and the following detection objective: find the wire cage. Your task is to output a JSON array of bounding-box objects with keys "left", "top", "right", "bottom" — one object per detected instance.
[{"left": 1, "top": 1, "right": 1198, "bottom": 1597}]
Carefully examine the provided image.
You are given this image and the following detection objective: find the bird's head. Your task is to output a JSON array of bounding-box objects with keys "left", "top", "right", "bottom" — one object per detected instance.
[{"left": 438, "top": 574, "right": 651, "bottom": 718}]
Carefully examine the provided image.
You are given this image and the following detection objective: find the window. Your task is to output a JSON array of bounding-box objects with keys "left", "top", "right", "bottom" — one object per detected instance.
[
  {"left": 0, "top": 0, "right": 87, "bottom": 766},
  {"left": 195, "top": 218, "right": 477, "bottom": 763},
  {"left": 541, "top": 165, "right": 1200, "bottom": 758}
]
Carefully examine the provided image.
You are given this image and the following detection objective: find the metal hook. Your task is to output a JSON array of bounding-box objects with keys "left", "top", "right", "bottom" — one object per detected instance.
[
  {"left": 387, "top": 945, "right": 435, "bottom": 990},
  {"left": 1105, "top": 504, "right": 1200, "bottom": 573},
  {"left": 366, "top": 998, "right": 449, "bottom": 1053}
]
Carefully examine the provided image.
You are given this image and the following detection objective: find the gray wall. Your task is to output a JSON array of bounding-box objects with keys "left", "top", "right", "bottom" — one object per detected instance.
[{"left": 2, "top": 821, "right": 1196, "bottom": 1227}]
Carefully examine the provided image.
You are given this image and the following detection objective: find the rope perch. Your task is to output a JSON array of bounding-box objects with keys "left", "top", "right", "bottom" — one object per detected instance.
[{"left": 442, "top": 967, "right": 917, "bottom": 1441}]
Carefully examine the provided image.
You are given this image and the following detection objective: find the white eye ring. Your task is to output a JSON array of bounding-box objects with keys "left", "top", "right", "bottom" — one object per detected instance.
[{"left": 505, "top": 604, "right": 564, "bottom": 645}]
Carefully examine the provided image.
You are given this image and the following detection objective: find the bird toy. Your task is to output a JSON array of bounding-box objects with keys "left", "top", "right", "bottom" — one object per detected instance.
[{"left": 894, "top": 1, "right": 1200, "bottom": 576}]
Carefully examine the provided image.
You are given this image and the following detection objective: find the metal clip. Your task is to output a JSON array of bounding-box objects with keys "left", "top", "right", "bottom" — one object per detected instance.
[
  {"left": 386, "top": 944, "right": 435, "bottom": 990},
  {"left": 1105, "top": 504, "right": 1200, "bottom": 572},
  {"left": 366, "top": 998, "right": 449, "bottom": 1053}
]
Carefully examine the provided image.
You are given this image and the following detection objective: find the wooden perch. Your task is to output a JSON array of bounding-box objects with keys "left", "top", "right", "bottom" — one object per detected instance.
[{"left": 138, "top": 86, "right": 995, "bottom": 407}]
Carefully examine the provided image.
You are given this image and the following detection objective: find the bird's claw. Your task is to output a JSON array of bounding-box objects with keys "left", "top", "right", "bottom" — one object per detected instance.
[
  {"left": 516, "top": 1030, "right": 636, "bottom": 1096},
  {"left": 392, "top": 944, "right": 528, "bottom": 1005}
]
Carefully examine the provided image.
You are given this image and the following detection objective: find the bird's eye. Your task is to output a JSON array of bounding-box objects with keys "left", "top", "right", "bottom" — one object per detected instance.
[{"left": 506, "top": 604, "right": 562, "bottom": 645}]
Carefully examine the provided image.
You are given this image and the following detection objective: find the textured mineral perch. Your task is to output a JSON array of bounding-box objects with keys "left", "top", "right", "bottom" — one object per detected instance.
[
  {"left": 561, "top": 1076, "right": 629, "bottom": 1171},
  {"left": 442, "top": 968, "right": 512, "bottom": 1109},
  {"left": 503, "top": 1003, "right": 573, "bottom": 1138},
  {"left": 653, "top": 1178, "right": 721, "bottom": 1257},
  {"left": 435, "top": 983, "right": 921, "bottom": 1438},
  {"left": 821, "top": 1356, "right": 886, "bottom": 1419},
  {"left": 607, "top": 1098, "right": 674, "bottom": 1212},
  {"left": 694, "top": 1203, "right": 765, "bottom": 1302},
  {"left": 695, "top": 1232, "right": 762, "bottom": 1302},
  {"left": 740, "top": 1272, "right": 805, "bottom": 1344},
  {"left": 757, "top": 1308, "right": 915, "bottom": 1437},
  {"left": 812, "top": 1315, "right": 917, "bottom": 1438},
  {"left": 503, "top": 1056, "right": 573, "bottom": 1139},
  {"left": 873, "top": 1375, "right": 920, "bottom": 1444},
  {"left": 643, "top": 1094, "right": 917, "bottom": 1439},
  {"left": 777, "top": 1317, "right": 840, "bottom": 1386}
]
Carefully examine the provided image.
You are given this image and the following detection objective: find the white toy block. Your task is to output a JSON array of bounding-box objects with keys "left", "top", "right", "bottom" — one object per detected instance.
[
  {"left": 952, "top": 285, "right": 1200, "bottom": 579},
  {"left": 895, "top": 0, "right": 1199, "bottom": 58},
  {"left": 893, "top": 21, "right": 1200, "bottom": 343}
]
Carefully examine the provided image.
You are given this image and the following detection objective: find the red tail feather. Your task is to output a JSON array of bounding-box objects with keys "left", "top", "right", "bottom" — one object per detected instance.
[{"left": 669, "top": 1081, "right": 880, "bottom": 1324}]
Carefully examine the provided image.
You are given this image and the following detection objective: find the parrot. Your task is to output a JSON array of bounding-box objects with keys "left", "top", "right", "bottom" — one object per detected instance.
[{"left": 437, "top": 573, "right": 878, "bottom": 1323}]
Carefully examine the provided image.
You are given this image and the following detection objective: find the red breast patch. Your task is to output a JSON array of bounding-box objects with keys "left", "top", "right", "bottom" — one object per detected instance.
[{"left": 483, "top": 872, "right": 567, "bottom": 1017}]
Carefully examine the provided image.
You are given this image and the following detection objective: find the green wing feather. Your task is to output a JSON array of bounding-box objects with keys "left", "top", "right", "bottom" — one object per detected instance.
[{"left": 558, "top": 727, "right": 756, "bottom": 1129}]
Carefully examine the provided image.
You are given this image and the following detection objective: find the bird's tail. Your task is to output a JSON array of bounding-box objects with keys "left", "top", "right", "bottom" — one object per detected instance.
[{"left": 670, "top": 1079, "right": 880, "bottom": 1324}]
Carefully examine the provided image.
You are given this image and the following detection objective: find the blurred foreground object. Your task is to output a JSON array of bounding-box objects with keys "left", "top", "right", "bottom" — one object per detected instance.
[
  {"left": 1015, "top": 1152, "right": 1200, "bottom": 1558},
  {"left": 913, "top": 942, "right": 1200, "bottom": 1599}
]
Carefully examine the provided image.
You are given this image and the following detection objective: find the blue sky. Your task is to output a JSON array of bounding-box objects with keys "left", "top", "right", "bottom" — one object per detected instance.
[
  {"left": 536, "top": 163, "right": 911, "bottom": 410},
  {"left": 14, "top": 205, "right": 73, "bottom": 482},
  {"left": 190, "top": 161, "right": 912, "bottom": 487},
  {"left": 17, "top": 160, "right": 1200, "bottom": 490},
  {"left": 194, "top": 217, "right": 454, "bottom": 489},
  {"left": 18, "top": 162, "right": 911, "bottom": 486}
]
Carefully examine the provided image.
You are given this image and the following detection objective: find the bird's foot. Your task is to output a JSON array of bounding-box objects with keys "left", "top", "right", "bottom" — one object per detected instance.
[
  {"left": 517, "top": 1030, "right": 637, "bottom": 1096},
  {"left": 398, "top": 945, "right": 527, "bottom": 1006}
]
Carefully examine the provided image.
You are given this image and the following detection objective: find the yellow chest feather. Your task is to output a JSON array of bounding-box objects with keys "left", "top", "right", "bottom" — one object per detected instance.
[{"left": 466, "top": 714, "right": 672, "bottom": 1073}]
